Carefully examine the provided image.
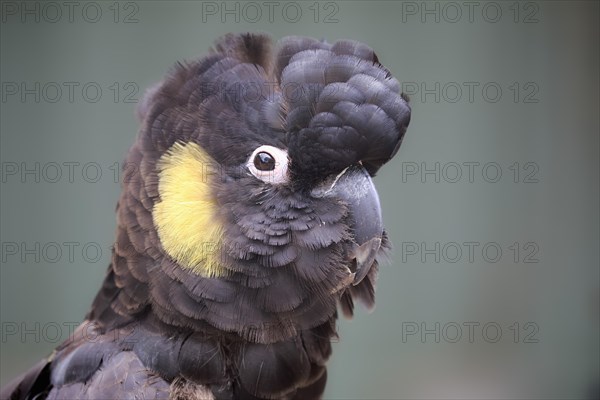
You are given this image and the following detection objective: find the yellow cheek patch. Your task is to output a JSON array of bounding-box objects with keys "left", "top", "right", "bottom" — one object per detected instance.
[{"left": 153, "top": 141, "right": 225, "bottom": 277}]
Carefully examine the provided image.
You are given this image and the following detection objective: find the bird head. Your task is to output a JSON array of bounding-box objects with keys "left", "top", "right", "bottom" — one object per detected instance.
[{"left": 104, "top": 33, "right": 410, "bottom": 345}]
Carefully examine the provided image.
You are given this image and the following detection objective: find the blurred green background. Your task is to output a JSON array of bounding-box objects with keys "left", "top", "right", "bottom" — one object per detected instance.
[{"left": 1, "top": 1, "right": 598, "bottom": 399}]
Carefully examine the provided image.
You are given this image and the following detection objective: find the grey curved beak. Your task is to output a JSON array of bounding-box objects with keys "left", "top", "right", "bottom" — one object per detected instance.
[{"left": 312, "top": 165, "right": 384, "bottom": 285}]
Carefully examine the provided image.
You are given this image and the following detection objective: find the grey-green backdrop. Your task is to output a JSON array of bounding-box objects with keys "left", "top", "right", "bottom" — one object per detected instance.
[{"left": 1, "top": 1, "right": 598, "bottom": 399}]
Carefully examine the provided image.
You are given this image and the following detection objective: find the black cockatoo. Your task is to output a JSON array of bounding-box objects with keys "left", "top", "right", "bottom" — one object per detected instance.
[{"left": 1, "top": 33, "right": 410, "bottom": 400}]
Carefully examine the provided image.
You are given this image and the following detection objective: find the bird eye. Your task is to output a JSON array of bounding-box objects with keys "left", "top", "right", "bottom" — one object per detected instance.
[
  {"left": 247, "top": 145, "right": 289, "bottom": 184},
  {"left": 254, "top": 152, "right": 275, "bottom": 171}
]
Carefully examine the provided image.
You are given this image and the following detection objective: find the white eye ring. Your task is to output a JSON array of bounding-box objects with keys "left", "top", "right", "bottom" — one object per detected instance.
[{"left": 246, "top": 145, "right": 289, "bottom": 185}]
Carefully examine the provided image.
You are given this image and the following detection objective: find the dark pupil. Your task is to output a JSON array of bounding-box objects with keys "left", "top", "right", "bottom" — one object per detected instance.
[{"left": 254, "top": 152, "right": 275, "bottom": 171}]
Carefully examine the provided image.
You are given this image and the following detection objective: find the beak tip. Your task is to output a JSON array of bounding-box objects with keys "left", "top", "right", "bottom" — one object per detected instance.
[{"left": 351, "top": 236, "right": 382, "bottom": 285}]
